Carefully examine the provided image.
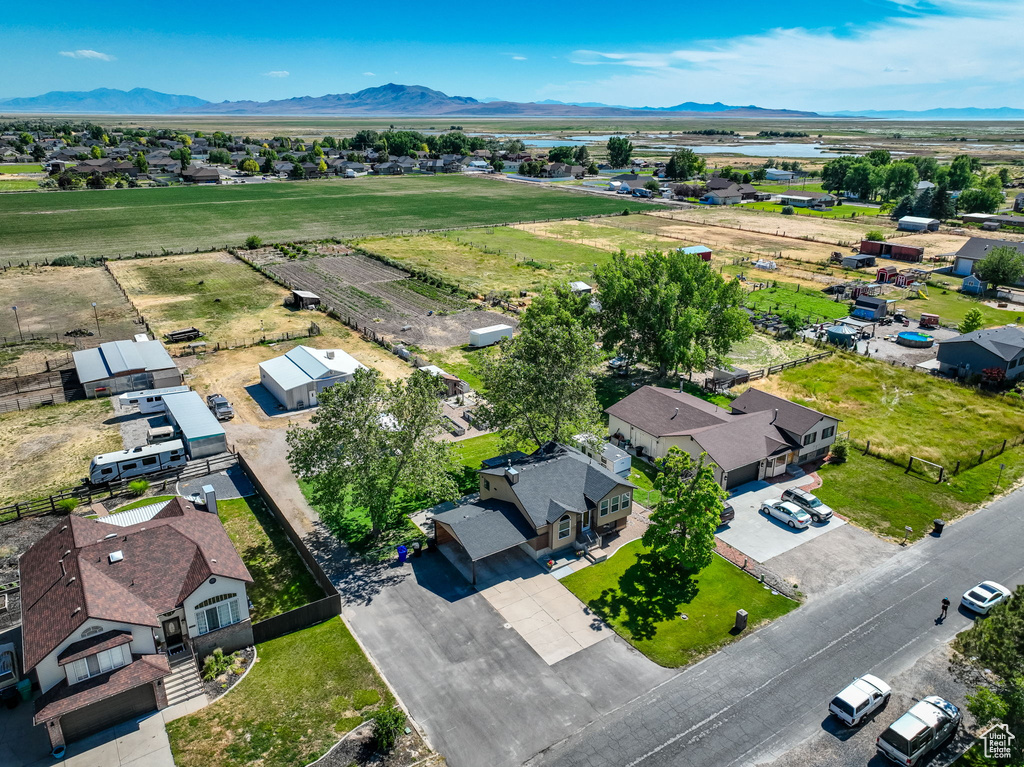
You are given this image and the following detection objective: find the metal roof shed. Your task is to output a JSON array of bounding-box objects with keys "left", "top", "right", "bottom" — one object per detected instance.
[{"left": 162, "top": 391, "right": 227, "bottom": 459}]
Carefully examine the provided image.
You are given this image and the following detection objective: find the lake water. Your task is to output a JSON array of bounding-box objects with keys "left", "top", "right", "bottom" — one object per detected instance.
[{"left": 657, "top": 142, "right": 845, "bottom": 157}]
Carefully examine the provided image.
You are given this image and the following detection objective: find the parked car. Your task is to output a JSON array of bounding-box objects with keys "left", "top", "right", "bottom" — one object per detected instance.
[
  {"left": 829, "top": 675, "right": 891, "bottom": 726},
  {"left": 718, "top": 501, "right": 735, "bottom": 528},
  {"left": 206, "top": 393, "right": 235, "bottom": 421},
  {"left": 960, "top": 581, "right": 1011, "bottom": 614},
  {"left": 877, "top": 696, "right": 961, "bottom": 766},
  {"left": 759, "top": 499, "right": 812, "bottom": 529},
  {"left": 781, "top": 487, "right": 833, "bottom": 523},
  {"left": 608, "top": 356, "right": 628, "bottom": 369}
]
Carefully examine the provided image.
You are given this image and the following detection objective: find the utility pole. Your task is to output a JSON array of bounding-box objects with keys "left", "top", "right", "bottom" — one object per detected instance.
[
  {"left": 92, "top": 302, "right": 100, "bottom": 337},
  {"left": 11, "top": 305, "right": 23, "bottom": 342}
]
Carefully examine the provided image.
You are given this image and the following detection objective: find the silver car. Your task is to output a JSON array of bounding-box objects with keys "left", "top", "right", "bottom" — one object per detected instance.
[
  {"left": 759, "top": 499, "right": 811, "bottom": 529},
  {"left": 781, "top": 487, "right": 833, "bottom": 523}
]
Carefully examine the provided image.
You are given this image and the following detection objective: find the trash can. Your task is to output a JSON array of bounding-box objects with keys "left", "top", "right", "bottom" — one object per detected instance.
[
  {"left": 933, "top": 519, "right": 945, "bottom": 536},
  {"left": 16, "top": 678, "right": 32, "bottom": 702},
  {"left": 411, "top": 540, "right": 422, "bottom": 557},
  {"left": 396, "top": 545, "right": 408, "bottom": 564}
]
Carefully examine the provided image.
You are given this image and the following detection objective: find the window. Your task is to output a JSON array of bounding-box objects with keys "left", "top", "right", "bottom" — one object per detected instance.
[
  {"left": 621, "top": 493, "right": 631, "bottom": 511},
  {"left": 142, "top": 456, "right": 157, "bottom": 466},
  {"left": 195, "top": 593, "right": 241, "bottom": 636},
  {"left": 101, "top": 467, "right": 113, "bottom": 475},
  {"left": 557, "top": 516, "right": 571, "bottom": 540},
  {"left": 802, "top": 432, "right": 817, "bottom": 446},
  {"left": 599, "top": 499, "right": 609, "bottom": 517},
  {"left": 71, "top": 646, "right": 126, "bottom": 683},
  {"left": 610, "top": 495, "right": 620, "bottom": 514},
  {"left": 121, "top": 462, "right": 137, "bottom": 470},
  {"left": 821, "top": 426, "right": 835, "bottom": 439},
  {"left": 482, "top": 478, "right": 490, "bottom": 491}
]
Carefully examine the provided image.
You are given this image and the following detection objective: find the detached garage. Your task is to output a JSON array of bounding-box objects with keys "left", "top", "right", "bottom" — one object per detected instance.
[{"left": 162, "top": 391, "right": 228, "bottom": 458}]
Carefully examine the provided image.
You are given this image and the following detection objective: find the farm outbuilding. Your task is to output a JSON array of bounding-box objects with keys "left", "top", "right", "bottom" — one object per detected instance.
[
  {"left": 897, "top": 216, "right": 941, "bottom": 232},
  {"left": 469, "top": 324, "right": 514, "bottom": 348},
  {"left": 960, "top": 274, "right": 989, "bottom": 295},
  {"left": 842, "top": 254, "right": 876, "bottom": 269},
  {"left": 859, "top": 240, "right": 925, "bottom": 262},
  {"left": 418, "top": 365, "right": 470, "bottom": 397},
  {"left": 290, "top": 290, "right": 321, "bottom": 309},
  {"left": 677, "top": 245, "right": 713, "bottom": 261},
  {"left": 162, "top": 391, "right": 228, "bottom": 459},
  {"left": 826, "top": 324, "right": 859, "bottom": 348},
  {"left": 852, "top": 296, "right": 891, "bottom": 321},
  {"left": 259, "top": 345, "right": 367, "bottom": 410},
  {"left": 73, "top": 339, "right": 182, "bottom": 398}
]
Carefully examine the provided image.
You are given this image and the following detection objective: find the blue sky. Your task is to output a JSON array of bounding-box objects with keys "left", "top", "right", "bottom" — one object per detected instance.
[{"left": 6, "top": 0, "right": 1024, "bottom": 111}]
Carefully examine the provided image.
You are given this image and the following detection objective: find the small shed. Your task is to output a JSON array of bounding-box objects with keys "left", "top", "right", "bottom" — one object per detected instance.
[
  {"left": 569, "top": 281, "right": 593, "bottom": 294},
  {"left": 897, "top": 216, "right": 941, "bottom": 232},
  {"left": 677, "top": 245, "right": 713, "bottom": 262},
  {"left": 162, "top": 391, "right": 228, "bottom": 459},
  {"left": 876, "top": 265, "right": 899, "bottom": 284},
  {"left": 852, "top": 296, "right": 890, "bottom": 320},
  {"left": 291, "top": 290, "right": 321, "bottom": 309},
  {"left": 842, "top": 254, "right": 876, "bottom": 269},
  {"left": 961, "top": 274, "right": 988, "bottom": 296}
]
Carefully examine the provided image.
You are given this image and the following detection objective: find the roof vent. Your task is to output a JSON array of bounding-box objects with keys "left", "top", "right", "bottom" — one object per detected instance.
[
  {"left": 63, "top": 550, "right": 71, "bottom": 558},
  {"left": 104, "top": 533, "right": 118, "bottom": 540},
  {"left": 326, "top": 350, "right": 335, "bottom": 359},
  {"left": 72, "top": 607, "right": 81, "bottom": 614},
  {"left": 61, "top": 526, "right": 68, "bottom": 532},
  {"left": 109, "top": 550, "right": 124, "bottom": 563},
  {"left": 505, "top": 467, "right": 520, "bottom": 485},
  {"left": 671, "top": 407, "right": 679, "bottom": 419},
  {"left": 67, "top": 576, "right": 76, "bottom": 584}
]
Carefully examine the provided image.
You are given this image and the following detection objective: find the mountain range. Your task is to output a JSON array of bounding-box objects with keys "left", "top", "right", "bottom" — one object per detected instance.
[
  {"left": 826, "top": 107, "right": 1024, "bottom": 120},
  {"left": 0, "top": 84, "right": 818, "bottom": 118}
]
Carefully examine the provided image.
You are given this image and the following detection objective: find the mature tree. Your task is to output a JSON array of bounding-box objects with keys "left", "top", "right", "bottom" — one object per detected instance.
[
  {"left": 958, "top": 307, "right": 985, "bottom": 334},
  {"left": 31, "top": 143, "right": 46, "bottom": 162},
  {"left": 884, "top": 162, "right": 919, "bottom": 200},
  {"left": 574, "top": 144, "right": 590, "bottom": 166},
  {"left": 864, "top": 229, "right": 887, "bottom": 242},
  {"left": 548, "top": 145, "right": 577, "bottom": 164},
  {"left": 491, "top": 158, "right": 505, "bottom": 172},
  {"left": 317, "top": 159, "right": 328, "bottom": 174},
  {"left": 607, "top": 136, "right": 634, "bottom": 168},
  {"left": 998, "top": 167, "right": 1012, "bottom": 187},
  {"left": 289, "top": 162, "right": 306, "bottom": 179},
  {"left": 959, "top": 187, "right": 1004, "bottom": 214},
  {"left": 288, "top": 368, "right": 459, "bottom": 536},
  {"left": 261, "top": 155, "right": 276, "bottom": 174},
  {"left": 89, "top": 144, "right": 105, "bottom": 159},
  {"left": 642, "top": 448, "right": 724, "bottom": 572},
  {"left": 665, "top": 148, "right": 703, "bottom": 181},
  {"left": 975, "top": 246, "right": 1024, "bottom": 289},
  {"left": 56, "top": 171, "right": 84, "bottom": 190},
  {"left": 931, "top": 185, "right": 956, "bottom": 219},
  {"left": 844, "top": 161, "right": 878, "bottom": 201},
  {"left": 906, "top": 155, "right": 939, "bottom": 181},
  {"left": 502, "top": 138, "right": 526, "bottom": 154},
  {"left": 891, "top": 195, "right": 914, "bottom": 220},
  {"left": 644, "top": 178, "right": 661, "bottom": 194},
  {"left": 351, "top": 129, "right": 379, "bottom": 150},
  {"left": 133, "top": 151, "right": 148, "bottom": 174},
  {"left": 208, "top": 148, "right": 231, "bottom": 164},
  {"left": 595, "top": 249, "right": 751, "bottom": 377},
  {"left": 587, "top": 161, "right": 599, "bottom": 175},
  {"left": 948, "top": 154, "right": 977, "bottom": 191},
  {"left": 912, "top": 187, "right": 934, "bottom": 217},
  {"left": 478, "top": 289, "right": 603, "bottom": 452},
  {"left": 865, "top": 149, "right": 891, "bottom": 166},
  {"left": 751, "top": 167, "right": 767, "bottom": 182},
  {"left": 820, "top": 155, "right": 856, "bottom": 193},
  {"left": 238, "top": 158, "right": 260, "bottom": 175}
]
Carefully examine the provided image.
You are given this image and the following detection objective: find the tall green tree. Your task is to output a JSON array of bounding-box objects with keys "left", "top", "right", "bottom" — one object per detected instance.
[
  {"left": 287, "top": 368, "right": 459, "bottom": 535},
  {"left": 133, "top": 151, "right": 148, "bottom": 174},
  {"left": 865, "top": 149, "right": 891, "bottom": 166},
  {"left": 820, "top": 156, "right": 857, "bottom": 193},
  {"left": 884, "top": 162, "right": 919, "bottom": 200},
  {"left": 548, "top": 145, "right": 577, "bottom": 164},
  {"left": 665, "top": 148, "right": 703, "bottom": 181},
  {"left": 958, "top": 187, "right": 1004, "bottom": 214},
  {"left": 958, "top": 308, "right": 985, "bottom": 334},
  {"left": 478, "top": 289, "right": 603, "bottom": 452},
  {"left": 845, "top": 161, "right": 878, "bottom": 200},
  {"left": 975, "top": 246, "right": 1024, "bottom": 289},
  {"left": 574, "top": 144, "right": 590, "bottom": 166},
  {"left": 607, "top": 136, "right": 633, "bottom": 168},
  {"left": 931, "top": 185, "right": 955, "bottom": 219},
  {"left": 948, "top": 155, "right": 977, "bottom": 191},
  {"left": 642, "top": 448, "right": 724, "bottom": 572},
  {"left": 595, "top": 250, "right": 751, "bottom": 377},
  {"left": 891, "top": 195, "right": 914, "bottom": 220},
  {"left": 912, "top": 187, "right": 935, "bottom": 217},
  {"left": 238, "top": 158, "right": 260, "bottom": 174}
]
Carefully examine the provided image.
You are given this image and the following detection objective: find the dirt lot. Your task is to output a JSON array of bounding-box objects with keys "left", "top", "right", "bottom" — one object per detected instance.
[
  {"left": 0, "top": 398, "right": 120, "bottom": 504},
  {"left": 651, "top": 208, "right": 890, "bottom": 245},
  {"left": 107, "top": 251, "right": 316, "bottom": 348}
]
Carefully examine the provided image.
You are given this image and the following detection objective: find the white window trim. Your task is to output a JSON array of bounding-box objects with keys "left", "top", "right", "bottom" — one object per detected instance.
[
  {"left": 195, "top": 593, "right": 241, "bottom": 636},
  {"left": 599, "top": 499, "right": 609, "bottom": 517},
  {"left": 557, "top": 516, "right": 571, "bottom": 540},
  {"left": 621, "top": 493, "right": 631, "bottom": 511},
  {"left": 71, "top": 645, "right": 127, "bottom": 683},
  {"left": 611, "top": 495, "right": 620, "bottom": 514}
]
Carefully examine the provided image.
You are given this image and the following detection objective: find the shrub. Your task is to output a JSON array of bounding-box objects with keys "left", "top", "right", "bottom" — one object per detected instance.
[
  {"left": 373, "top": 703, "right": 407, "bottom": 752},
  {"left": 201, "top": 648, "right": 233, "bottom": 681},
  {"left": 830, "top": 436, "right": 850, "bottom": 464},
  {"left": 244, "top": 235, "right": 263, "bottom": 250},
  {"left": 781, "top": 205, "right": 795, "bottom": 215},
  {"left": 56, "top": 497, "right": 79, "bottom": 513},
  {"left": 128, "top": 479, "right": 150, "bottom": 497},
  {"left": 864, "top": 229, "right": 887, "bottom": 242}
]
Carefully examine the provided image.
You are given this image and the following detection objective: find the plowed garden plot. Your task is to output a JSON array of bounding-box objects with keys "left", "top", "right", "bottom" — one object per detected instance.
[{"left": 265, "top": 255, "right": 504, "bottom": 348}]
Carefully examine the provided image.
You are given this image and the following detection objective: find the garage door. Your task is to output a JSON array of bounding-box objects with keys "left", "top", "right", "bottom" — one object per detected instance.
[
  {"left": 726, "top": 462, "right": 760, "bottom": 490},
  {"left": 61, "top": 683, "right": 157, "bottom": 743}
]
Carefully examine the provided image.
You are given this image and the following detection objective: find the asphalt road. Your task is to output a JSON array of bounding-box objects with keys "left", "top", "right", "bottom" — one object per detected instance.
[{"left": 525, "top": 487, "right": 1024, "bottom": 767}]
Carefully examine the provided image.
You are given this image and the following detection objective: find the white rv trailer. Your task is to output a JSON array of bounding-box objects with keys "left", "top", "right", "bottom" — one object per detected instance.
[
  {"left": 118, "top": 385, "right": 190, "bottom": 414},
  {"left": 88, "top": 440, "right": 186, "bottom": 484}
]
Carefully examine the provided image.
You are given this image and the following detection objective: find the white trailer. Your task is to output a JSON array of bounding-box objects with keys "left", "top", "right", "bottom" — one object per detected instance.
[
  {"left": 88, "top": 440, "right": 186, "bottom": 484},
  {"left": 469, "top": 324, "right": 514, "bottom": 348},
  {"left": 118, "top": 385, "right": 190, "bottom": 414}
]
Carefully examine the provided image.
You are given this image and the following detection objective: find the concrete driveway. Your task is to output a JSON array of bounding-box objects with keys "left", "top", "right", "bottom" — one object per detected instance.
[{"left": 717, "top": 477, "right": 847, "bottom": 562}]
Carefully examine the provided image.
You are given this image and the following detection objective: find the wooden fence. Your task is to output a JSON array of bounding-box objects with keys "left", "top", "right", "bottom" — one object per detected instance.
[
  {"left": 703, "top": 350, "right": 833, "bottom": 391},
  {"left": 0, "top": 389, "right": 66, "bottom": 414},
  {"left": 237, "top": 453, "right": 342, "bottom": 644}
]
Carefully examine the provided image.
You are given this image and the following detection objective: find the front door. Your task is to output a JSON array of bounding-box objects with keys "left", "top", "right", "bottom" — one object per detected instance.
[
  {"left": 581, "top": 509, "right": 591, "bottom": 531},
  {"left": 162, "top": 616, "right": 184, "bottom": 651}
]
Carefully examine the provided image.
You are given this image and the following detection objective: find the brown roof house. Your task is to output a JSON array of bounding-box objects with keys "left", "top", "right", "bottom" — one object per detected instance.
[
  {"left": 606, "top": 387, "right": 838, "bottom": 489},
  {"left": 431, "top": 443, "right": 636, "bottom": 583},
  {"left": 20, "top": 497, "right": 253, "bottom": 749}
]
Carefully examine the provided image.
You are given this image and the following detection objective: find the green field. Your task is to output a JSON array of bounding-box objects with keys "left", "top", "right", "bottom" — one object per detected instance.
[
  {"left": 745, "top": 284, "right": 851, "bottom": 321},
  {"left": 0, "top": 175, "right": 650, "bottom": 264},
  {"left": 0, "top": 179, "right": 40, "bottom": 192},
  {"left": 742, "top": 201, "right": 879, "bottom": 219},
  {"left": 889, "top": 285, "right": 1024, "bottom": 328},
  {"left": 0, "top": 163, "right": 44, "bottom": 174}
]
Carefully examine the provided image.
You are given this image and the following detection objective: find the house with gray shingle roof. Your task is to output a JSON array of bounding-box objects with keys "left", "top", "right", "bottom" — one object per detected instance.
[
  {"left": 936, "top": 326, "right": 1024, "bottom": 381},
  {"left": 431, "top": 443, "right": 635, "bottom": 582},
  {"left": 606, "top": 386, "right": 838, "bottom": 489}
]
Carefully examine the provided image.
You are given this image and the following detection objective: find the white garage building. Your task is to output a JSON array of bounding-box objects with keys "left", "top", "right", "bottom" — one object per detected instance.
[{"left": 258, "top": 345, "right": 367, "bottom": 410}]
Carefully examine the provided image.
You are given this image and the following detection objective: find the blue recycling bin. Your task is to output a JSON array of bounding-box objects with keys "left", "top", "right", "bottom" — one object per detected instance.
[{"left": 397, "top": 545, "right": 408, "bottom": 563}]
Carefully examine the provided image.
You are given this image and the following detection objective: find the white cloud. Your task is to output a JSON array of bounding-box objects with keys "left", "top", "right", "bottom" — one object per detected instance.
[
  {"left": 59, "top": 49, "right": 115, "bottom": 61},
  {"left": 559, "top": 0, "right": 1024, "bottom": 110},
  {"left": 363, "top": 71, "right": 375, "bottom": 76},
  {"left": 512, "top": 55, "right": 527, "bottom": 61},
  {"left": 264, "top": 70, "right": 289, "bottom": 78}
]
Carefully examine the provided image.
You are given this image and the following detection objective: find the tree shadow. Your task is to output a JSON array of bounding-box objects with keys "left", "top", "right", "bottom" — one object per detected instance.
[{"left": 588, "top": 551, "right": 700, "bottom": 641}]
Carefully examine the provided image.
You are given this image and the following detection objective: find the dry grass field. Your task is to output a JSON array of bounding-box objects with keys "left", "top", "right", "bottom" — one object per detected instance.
[{"left": 0, "top": 399, "right": 120, "bottom": 504}]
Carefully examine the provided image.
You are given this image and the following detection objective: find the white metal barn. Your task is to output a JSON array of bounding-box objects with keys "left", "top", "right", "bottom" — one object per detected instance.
[
  {"left": 73, "top": 339, "right": 182, "bottom": 398},
  {"left": 161, "top": 391, "right": 228, "bottom": 459},
  {"left": 258, "top": 345, "right": 367, "bottom": 410}
]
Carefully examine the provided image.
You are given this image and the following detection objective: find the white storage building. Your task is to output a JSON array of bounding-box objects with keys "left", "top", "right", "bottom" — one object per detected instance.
[
  {"left": 162, "top": 391, "right": 228, "bottom": 459},
  {"left": 469, "top": 324, "right": 514, "bottom": 348},
  {"left": 73, "top": 339, "right": 182, "bottom": 398},
  {"left": 258, "top": 345, "right": 367, "bottom": 410}
]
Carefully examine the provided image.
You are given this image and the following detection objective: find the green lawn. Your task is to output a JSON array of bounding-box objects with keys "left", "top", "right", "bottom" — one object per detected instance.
[
  {"left": 761, "top": 355, "right": 1024, "bottom": 468},
  {"left": 628, "top": 458, "right": 662, "bottom": 508},
  {"left": 0, "top": 175, "right": 650, "bottom": 264},
  {"left": 817, "top": 447, "right": 1024, "bottom": 540},
  {"left": 726, "top": 333, "right": 820, "bottom": 370},
  {"left": 751, "top": 182, "right": 827, "bottom": 194},
  {"left": 166, "top": 617, "right": 391, "bottom": 767},
  {"left": 217, "top": 496, "right": 324, "bottom": 620},
  {"left": 453, "top": 432, "right": 505, "bottom": 468},
  {"left": 0, "top": 179, "right": 40, "bottom": 192},
  {"left": 0, "top": 164, "right": 44, "bottom": 174},
  {"left": 745, "top": 284, "right": 851, "bottom": 321},
  {"left": 742, "top": 201, "right": 880, "bottom": 219},
  {"left": 886, "top": 285, "right": 1024, "bottom": 329},
  {"left": 111, "top": 494, "right": 176, "bottom": 512},
  {"left": 563, "top": 542, "right": 797, "bottom": 667}
]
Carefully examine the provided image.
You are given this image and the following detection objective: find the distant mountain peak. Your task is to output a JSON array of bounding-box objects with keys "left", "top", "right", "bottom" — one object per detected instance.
[{"left": 0, "top": 87, "right": 209, "bottom": 114}]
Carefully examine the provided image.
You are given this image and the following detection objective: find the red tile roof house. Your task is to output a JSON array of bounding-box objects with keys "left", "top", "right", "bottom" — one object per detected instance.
[
  {"left": 606, "top": 387, "right": 839, "bottom": 490},
  {"left": 19, "top": 497, "right": 253, "bottom": 750}
]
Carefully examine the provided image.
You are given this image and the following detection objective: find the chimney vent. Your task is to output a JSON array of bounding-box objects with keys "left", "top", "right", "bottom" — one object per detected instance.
[
  {"left": 326, "top": 350, "right": 335, "bottom": 359},
  {"left": 672, "top": 407, "right": 679, "bottom": 419},
  {"left": 505, "top": 467, "right": 520, "bottom": 485}
]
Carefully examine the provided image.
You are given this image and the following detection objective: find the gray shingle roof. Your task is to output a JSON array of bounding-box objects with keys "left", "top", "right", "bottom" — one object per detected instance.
[
  {"left": 937, "top": 326, "right": 1024, "bottom": 361},
  {"left": 432, "top": 500, "right": 535, "bottom": 561},
  {"left": 605, "top": 387, "right": 732, "bottom": 438},
  {"left": 953, "top": 237, "right": 1024, "bottom": 262},
  {"left": 682, "top": 411, "right": 795, "bottom": 471},
  {"left": 730, "top": 388, "right": 833, "bottom": 436}
]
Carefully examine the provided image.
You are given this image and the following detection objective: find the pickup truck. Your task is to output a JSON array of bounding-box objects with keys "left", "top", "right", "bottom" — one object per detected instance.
[
  {"left": 206, "top": 393, "right": 235, "bottom": 421},
  {"left": 876, "top": 696, "right": 961, "bottom": 766}
]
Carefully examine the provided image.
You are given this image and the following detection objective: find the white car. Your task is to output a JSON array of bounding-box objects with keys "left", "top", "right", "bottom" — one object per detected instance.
[
  {"left": 829, "top": 674, "right": 892, "bottom": 726},
  {"left": 759, "top": 499, "right": 812, "bottom": 529},
  {"left": 960, "top": 581, "right": 1012, "bottom": 614}
]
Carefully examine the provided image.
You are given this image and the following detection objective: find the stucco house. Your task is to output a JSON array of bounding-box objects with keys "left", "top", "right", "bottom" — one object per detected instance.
[
  {"left": 20, "top": 497, "right": 252, "bottom": 749},
  {"left": 606, "top": 387, "right": 839, "bottom": 489},
  {"left": 936, "top": 326, "right": 1024, "bottom": 381},
  {"left": 432, "top": 443, "right": 636, "bottom": 582}
]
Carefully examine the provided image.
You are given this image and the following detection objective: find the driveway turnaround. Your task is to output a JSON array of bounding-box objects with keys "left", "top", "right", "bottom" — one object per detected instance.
[
  {"left": 474, "top": 548, "right": 612, "bottom": 665},
  {"left": 525, "top": 485, "right": 1024, "bottom": 767},
  {"left": 342, "top": 549, "right": 673, "bottom": 767},
  {"left": 717, "top": 477, "right": 847, "bottom": 562},
  {"left": 14, "top": 709, "right": 175, "bottom": 767}
]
